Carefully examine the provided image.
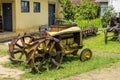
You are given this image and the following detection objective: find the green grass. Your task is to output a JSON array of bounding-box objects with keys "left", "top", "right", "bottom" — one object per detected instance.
[
  {"left": 3, "top": 55, "right": 120, "bottom": 80},
  {"left": 83, "top": 31, "right": 120, "bottom": 54},
  {"left": 56, "top": 18, "right": 101, "bottom": 29},
  {"left": 0, "top": 43, "right": 8, "bottom": 57},
  {"left": 0, "top": 78, "right": 15, "bottom": 80},
  {"left": 0, "top": 49, "right": 8, "bottom": 57},
  {"left": 75, "top": 18, "right": 101, "bottom": 28}
]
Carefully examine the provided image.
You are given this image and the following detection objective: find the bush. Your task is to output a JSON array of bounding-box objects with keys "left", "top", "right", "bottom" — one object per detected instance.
[
  {"left": 59, "top": 0, "right": 77, "bottom": 21},
  {"left": 101, "top": 6, "right": 116, "bottom": 28},
  {"left": 77, "top": 0, "right": 99, "bottom": 20}
]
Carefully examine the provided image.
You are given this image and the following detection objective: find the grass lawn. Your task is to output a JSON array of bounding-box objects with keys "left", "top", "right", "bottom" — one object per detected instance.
[
  {"left": 3, "top": 55, "right": 120, "bottom": 80},
  {"left": 76, "top": 18, "right": 101, "bottom": 28},
  {"left": 84, "top": 31, "right": 120, "bottom": 54},
  {"left": 1, "top": 30, "right": 120, "bottom": 80},
  {"left": 0, "top": 43, "right": 8, "bottom": 57}
]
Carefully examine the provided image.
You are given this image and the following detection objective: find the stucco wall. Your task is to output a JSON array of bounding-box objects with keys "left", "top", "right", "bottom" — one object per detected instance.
[
  {"left": 15, "top": 0, "right": 62, "bottom": 33},
  {"left": 15, "top": 0, "right": 48, "bottom": 32},
  {"left": 0, "top": 0, "right": 62, "bottom": 33}
]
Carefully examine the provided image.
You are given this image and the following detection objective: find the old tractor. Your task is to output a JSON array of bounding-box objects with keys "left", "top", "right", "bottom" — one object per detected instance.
[{"left": 8, "top": 26, "right": 92, "bottom": 73}]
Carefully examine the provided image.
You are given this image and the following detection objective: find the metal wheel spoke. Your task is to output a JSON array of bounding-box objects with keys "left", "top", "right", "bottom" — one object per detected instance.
[
  {"left": 13, "top": 50, "right": 22, "bottom": 54},
  {"left": 42, "top": 41, "right": 46, "bottom": 50},
  {"left": 15, "top": 43, "right": 23, "bottom": 48},
  {"left": 19, "top": 53, "right": 24, "bottom": 59},
  {"left": 43, "top": 41, "right": 50, "bottom": 52},
  {"left": 38, "top": 58, "right": 45, "bottom": 70},
  {"left": 49, "top": 41, "right": 55, "bottom": 53},
  {"left": 38, "top": 61, "right": 43, "bottom": 70},
  {"left": 46, "top": 59, "right": 49, "bottom": 71},
  {"left": 28, "top": 38, "right": 33, "bottom": 43},
  {"left": 20, "top": 37, "right": 25, "bottom": 46},
  {"left": 51, "top": 58, "right": 60, "bottom": 67},
  {"left": 14, "top": 48, "right": 23, "bottom": 51}
]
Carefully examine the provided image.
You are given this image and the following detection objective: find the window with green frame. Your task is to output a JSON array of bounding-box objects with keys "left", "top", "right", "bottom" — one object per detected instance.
[{"left": 34, "top": 2, "right": 40, "bottom": 13}]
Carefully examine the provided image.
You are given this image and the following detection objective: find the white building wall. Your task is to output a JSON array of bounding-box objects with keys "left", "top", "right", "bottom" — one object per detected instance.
[{"left": 108, "top": 0, "right": 120, "bottom": 17}]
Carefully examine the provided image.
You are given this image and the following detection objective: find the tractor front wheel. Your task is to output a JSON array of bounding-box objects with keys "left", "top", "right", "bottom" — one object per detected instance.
[{"left": 79, "top": 48, "right": 92, "bottom": 61}]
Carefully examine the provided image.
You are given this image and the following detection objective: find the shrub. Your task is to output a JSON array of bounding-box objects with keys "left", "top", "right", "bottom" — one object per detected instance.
[
  {"left": 58, "top": 0, "right": 77, "bottom": 21},
  {"left": 101, "top": 6, "right": 116, "bottom": 28},
  {"left": 77, "top": 0, "right": 99, "bottom": 20}
]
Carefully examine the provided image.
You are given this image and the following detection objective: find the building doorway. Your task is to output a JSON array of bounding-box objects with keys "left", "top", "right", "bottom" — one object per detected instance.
[
  {"left": 48, "top": 4, "right": 55, "bottom": 26},
  {"left": 2, "top": 3, "right": 12, "bottom": 31}
]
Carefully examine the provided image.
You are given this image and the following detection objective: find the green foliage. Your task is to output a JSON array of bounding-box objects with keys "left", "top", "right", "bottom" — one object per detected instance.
[
  {"left": 59, "top": 0, "right": 99, "bottom": 22},
  {"left": 75, "top": 18, "right": 100, "bottom": 28},
  {"left": 77, "top": 0, "right": 99, "bottom": 20},
  {"left": 101, "top": 6, "right": 116, "bottom": 28},
  {"left": 59, "top": 0, "right": 77, "bottom": 21}
]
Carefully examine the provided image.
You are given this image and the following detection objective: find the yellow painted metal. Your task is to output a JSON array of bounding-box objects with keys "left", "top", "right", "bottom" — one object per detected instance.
[
  {"left": 48, "top": 32, "right": 58, "bottom": 35},
  {"left": 25, "top": 49, "right": 29, "bottom": 53},
  {"left": 81, "top": 50, "right": 91, "bottom": 61}
]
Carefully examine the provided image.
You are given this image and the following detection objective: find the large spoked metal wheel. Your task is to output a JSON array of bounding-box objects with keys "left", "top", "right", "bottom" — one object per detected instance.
[
  {"left": 27, "top": 37, "right": 63, "bottom": 73},
  {"left": 79, "top": 48, "right": 92, "bottom": 61},
  {"left": 9, "top": 33, "right": 34, "bottom": 63},
  {"left": 104, "top": 30, "right": 108, "bottom": 44}
]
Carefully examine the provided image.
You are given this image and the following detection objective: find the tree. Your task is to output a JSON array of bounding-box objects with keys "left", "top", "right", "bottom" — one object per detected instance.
[
  {"left": 58, "top": 0, "right": 77, "bottom": 21},
  {"left": 101, "top": 6, "right": 116, "bottom": 28},
  {"left": 77, "top": 0, "right": 99, "bottom": 20}
]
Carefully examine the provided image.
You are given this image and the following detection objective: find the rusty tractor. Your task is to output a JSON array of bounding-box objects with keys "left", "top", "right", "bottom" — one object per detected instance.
[{"left": 8, "top": 26, "right": 94, "bottom": 73}]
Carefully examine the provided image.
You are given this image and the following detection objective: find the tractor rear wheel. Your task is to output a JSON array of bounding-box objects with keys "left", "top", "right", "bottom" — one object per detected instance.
[
  {"left": 27, "top": 37, "right": 63, "bottom": 73},
  {"left": 37, "top": 40, "right": 63, "bottom": 72}
]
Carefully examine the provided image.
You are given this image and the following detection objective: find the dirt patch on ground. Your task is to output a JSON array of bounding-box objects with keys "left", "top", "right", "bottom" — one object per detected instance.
[
  {"left": 0, "top": 56, "right": 9, "bottom": 64},
  {"left": 0, "top": 65, "right": 24, "bottom": 80},
  {"left": 0, "top": 42, "right": 9, "bottom": 49},
  {"left": 0, "top": 53, "right": 24, "bottom": 80},
  {"left": 0, "top": 42, "right": 25, "bottom": 80}
]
